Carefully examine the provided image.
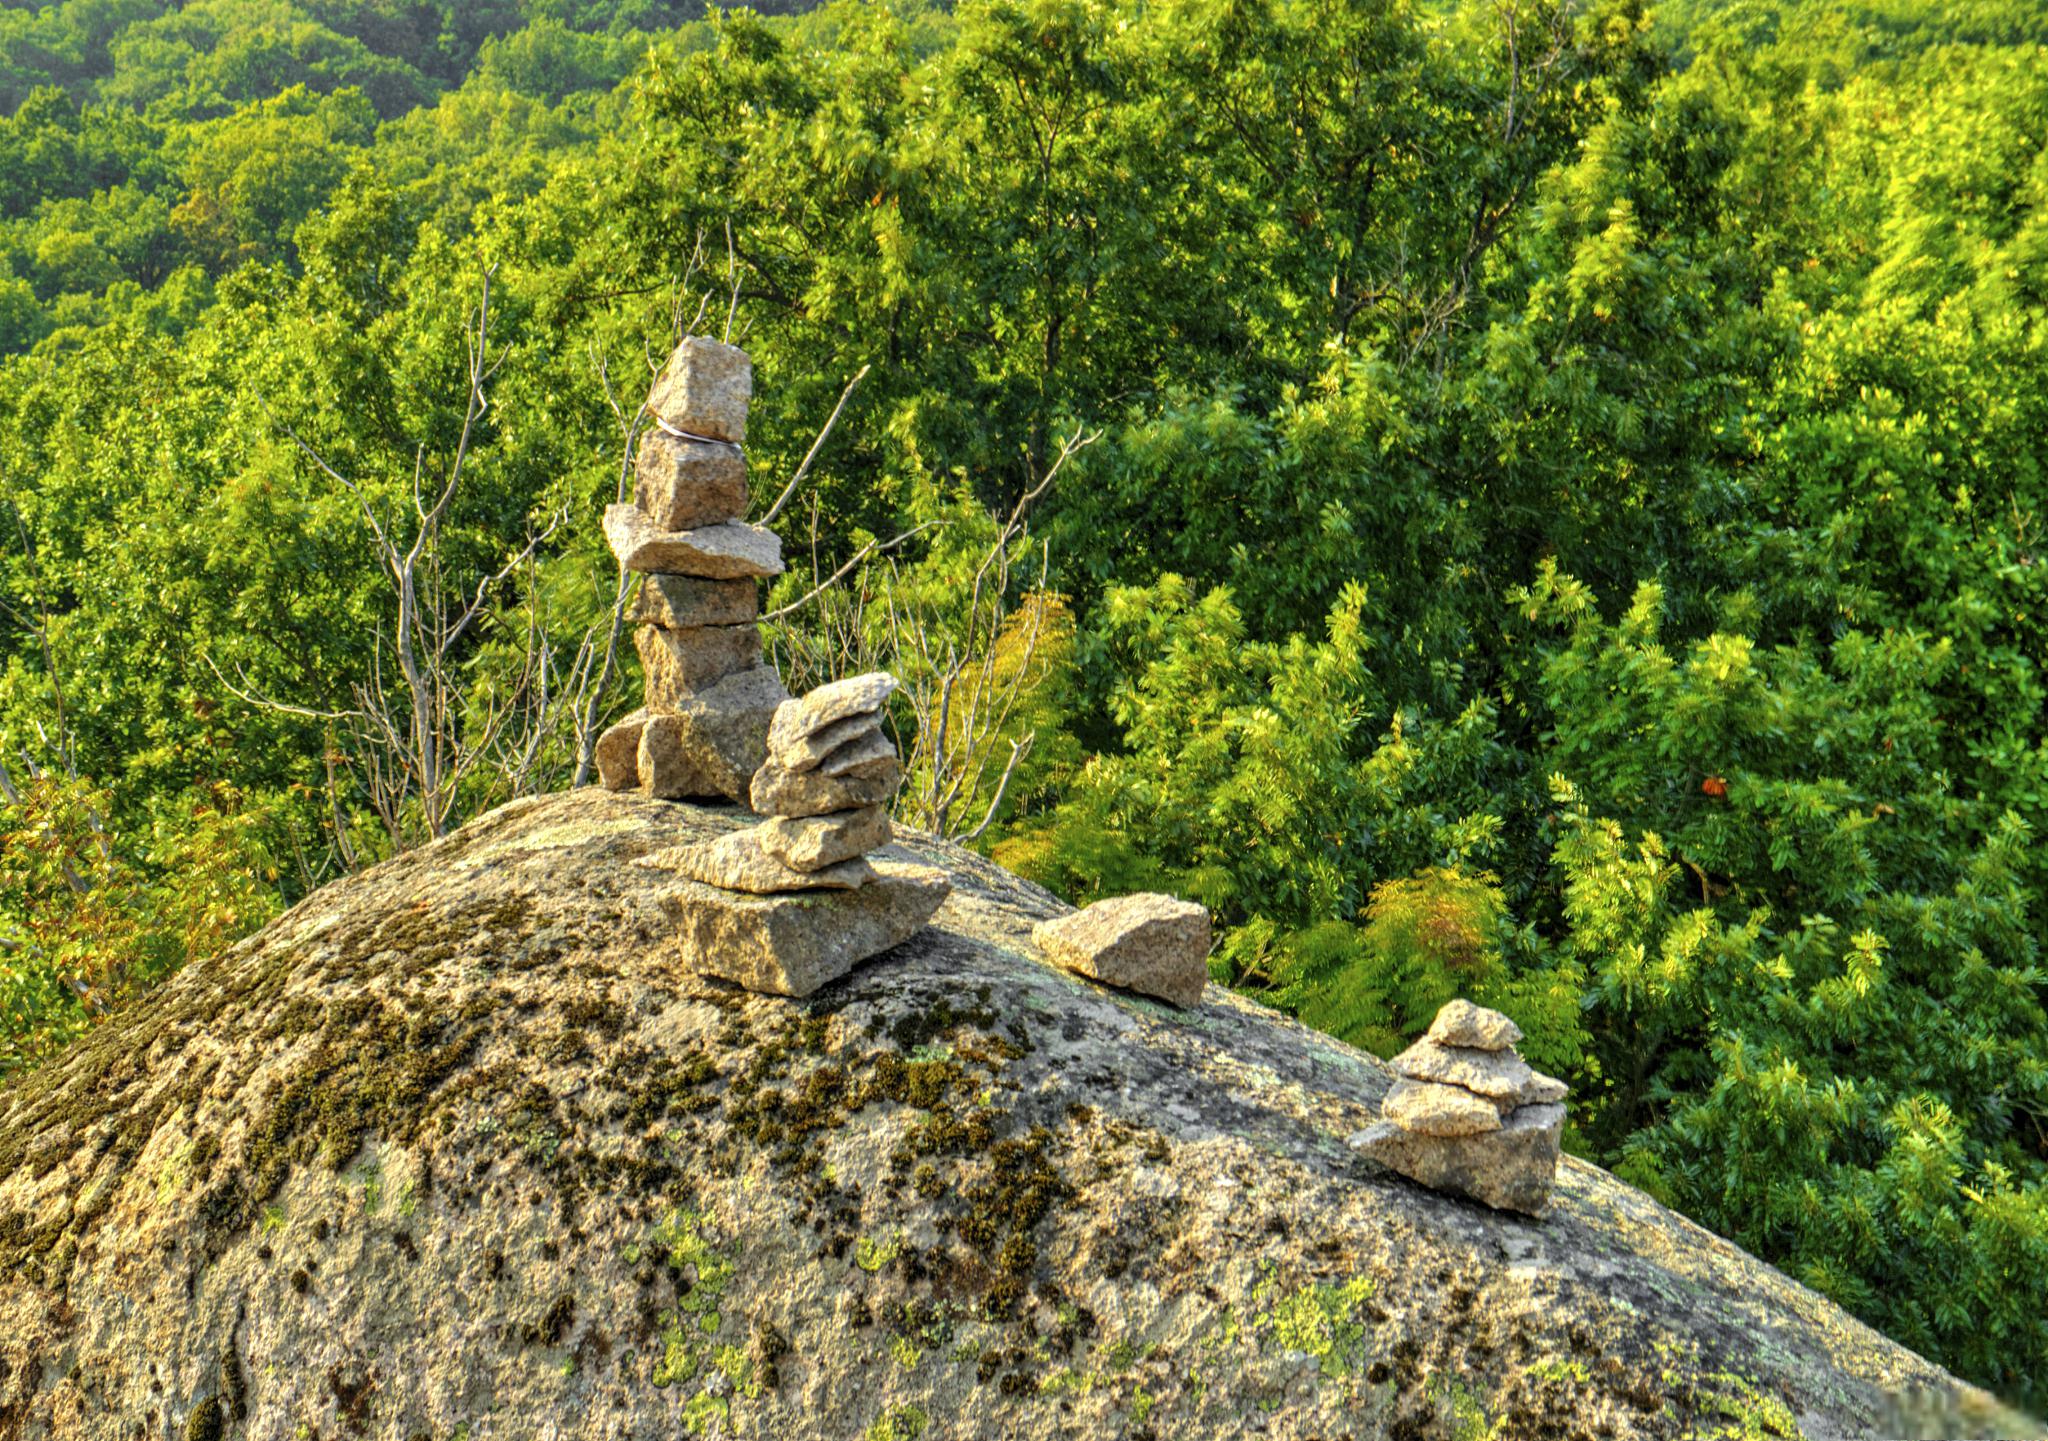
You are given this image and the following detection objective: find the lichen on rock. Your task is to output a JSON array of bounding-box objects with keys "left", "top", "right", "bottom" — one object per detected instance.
[{"left": 0, "top": 789, "right": 2033, "bottom": 1440}]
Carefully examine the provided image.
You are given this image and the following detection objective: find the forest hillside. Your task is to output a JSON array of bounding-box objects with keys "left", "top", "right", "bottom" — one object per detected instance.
[{"left": 4, "top": 0, "right": 2048, "bottom": 1414}]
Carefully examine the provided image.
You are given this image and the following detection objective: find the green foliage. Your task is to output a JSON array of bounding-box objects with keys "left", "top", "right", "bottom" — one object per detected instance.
[
  {"left": 5, "top": 0, "right": 2048, "bottom": 1411},
  {"left": 0, "top": 770, "right": 278, "bottom": 1075}
]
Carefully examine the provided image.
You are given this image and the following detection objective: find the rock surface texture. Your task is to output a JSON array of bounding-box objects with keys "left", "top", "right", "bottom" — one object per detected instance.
[
  {"left": 0, "top": 790, "right": 2030, "bottom": 1440},
  {"left": 595, "top": 340, "right": 788, "bottom": 802},
  {"left": 1032, "top": 890, "right": 1211, "bottom": 1007},
  {"left": 1352, "top": 1001, "right": 1571, "bottom": 1215}
]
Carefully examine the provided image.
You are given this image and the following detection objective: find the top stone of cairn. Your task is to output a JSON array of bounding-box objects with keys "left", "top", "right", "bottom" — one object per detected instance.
[
  {"left": 648, "top": 337, "right": 752, "bottom": 445},
  {"left": 1426, "top": 998, "right": 1522, "bottom": 1051}
]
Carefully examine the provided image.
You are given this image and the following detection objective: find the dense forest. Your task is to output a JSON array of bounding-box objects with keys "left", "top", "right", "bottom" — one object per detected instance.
[{"left": 4, "top": 0, "right": 2048, "bottom": 1411}]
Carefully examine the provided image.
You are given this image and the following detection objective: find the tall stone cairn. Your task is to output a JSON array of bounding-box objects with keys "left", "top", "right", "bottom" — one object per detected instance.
[
  {"left": 594, "top": 337, "right": 789, "bottom": 804},
  {"left": 636, "top": 672, "right": 953, "bottom": 997},
  {"left": 1348, "top": 999, "right": 1570, "bottom": 1216}
]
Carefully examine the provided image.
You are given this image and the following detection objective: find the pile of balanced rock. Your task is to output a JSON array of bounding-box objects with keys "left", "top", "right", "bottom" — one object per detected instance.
[
  {"left": 595, "top": 337, "right": 790, "bottom": 803},
  {"left": 1349, "top": 999, "right": 1568, "bottom": 1215},
  {"left": 637, "top": 673, "right": 950, "bottom": 997}
]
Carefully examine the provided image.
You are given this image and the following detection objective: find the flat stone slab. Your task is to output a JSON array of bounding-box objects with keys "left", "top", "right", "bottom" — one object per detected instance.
[
  {"left": 605, "top": 504, "right": 782, "bottom": 579},
  {"left": 1350, "top": 1102, "right": 1565, "bottom": 1216},
  {"left": 647, "top": 336, "right": 751, "bottom": 444},
  {"left": 766, "top": 673, "right": 897, "bottom": 757},
  {"left": 1032, "top": 892, "right": 1210, "bottom": 1009},
  {"left": 769, "top": 711, "right": 882, "bottom": 774},
  {"left": 1381, "top": 1077, "right": 1502, "bottom": 1137},
  {"left": 635, "top": 665, "right": 788, "bottom": 803},
  {"left": 751, "top": 757, "right": 902, "bottom": 819},
  {"left": 635, "top": 623, "right": 763, "bottom": 703},
  {"left": 1426, "top": 999, "right": 1522, "bottom": 1052},
  {"left": 817, "top": 728, "right": 898, "bottom": 779},
  {"left": 635, "top": 431, "right": 749, "bottom": 530},
  {"left": 652, "top": 857, "right": 953, "bottom": 997},
  {"left": 650, "top": 828, "right": 874, "bottom": 894},
  {"left": 629, "top": 574, "right": 758, "bottom": 630},
  {"left": 595, "top": 709, "right": 649, "bottom": 790},
  {"left": 1390, "top": 1037, "right": 1534, "bottom": 1102},
  {"left": 757, "top": 806, "right": 892, "bottom": 872}
]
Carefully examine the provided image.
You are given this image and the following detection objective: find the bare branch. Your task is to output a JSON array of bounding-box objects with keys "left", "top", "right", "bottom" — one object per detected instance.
[{"left": 761, "top": 365, "right": 871, "bottom": 526}]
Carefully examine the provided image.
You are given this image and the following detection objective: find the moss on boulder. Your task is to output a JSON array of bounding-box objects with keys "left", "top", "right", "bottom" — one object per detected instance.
[{"left": 0, "top": 789, "right": 2033, "bottom": 1439}]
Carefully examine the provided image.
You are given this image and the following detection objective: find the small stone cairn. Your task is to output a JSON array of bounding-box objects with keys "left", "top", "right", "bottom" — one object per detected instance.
[
  {"left": 673, "top": 672, "right": 905, "bottom": 893},
  {"left": 595, "top": 337, "right": 789, "bottom": 803},
  {"left": 1348, "top": 999, "right": 1569, "bottom": 1216},
  {"left": 636, "top": 672, "right": 952, "bottom": 998}
]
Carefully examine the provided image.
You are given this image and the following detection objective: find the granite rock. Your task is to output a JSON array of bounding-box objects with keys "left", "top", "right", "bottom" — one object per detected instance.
[
  {"left": 1350, "top": 1102, "right": 1566, "bottom": 1216},
  {"left": 632, "top": 666, "right": 788, "bottom": 803},
  {"left": 1381, "top": 1077, "right": 1503, "bottom": 1137},
  {"left": 817, "top": 728, "right": 899, "bottom": 779},
  {"left": 605, "top": 504, "right": 782, "bottom": 579},
  {"left": 635, "top": 431, "right": 750, "bottom": 531},
  {"left": 750, "top": 757, "right": 903, "bottom": 819},
  {"left": 652, "top": 852, "right": 951, "bottom": 997},
  {"left": 651, "top": 828, "right": 874, "bottom": 894},
  {"left": 1032, "top": 892, "right": 1211, "bottom": 1009},
  {"left": 767, "top": 710, "right": 881, "bottom": 773},
  {"left": 594, "top": 709, "right": 649, "bottom": 790},
  {"left": 634, "top": 623, "right": 764, "bottom": 704},
  {"left": 756, "top": 806, "right": 893, "bottom": 872},
  {"left": 766, "top": 672, "right": 897, "bottom": 756},
  {"left": 1427, "top": 999, "right": 1523, "bottom": 1052},
  {"left": 1, "top": 787, "right": 2018, "bottom": 1441},
  {"left": 1390, "top": 1037, "right": 1534, "bottom": 1103},
  {"left": 647, "top": 336, "right": 752, "bottom": 444},
  {"left": 629, "top": 574, "right": 758, "bottom": 630}
]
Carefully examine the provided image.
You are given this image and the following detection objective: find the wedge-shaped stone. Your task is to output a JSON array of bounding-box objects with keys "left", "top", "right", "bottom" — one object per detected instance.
[
  {"left": 1349, "top": 1102, "right": 1565, "bottom": 1215},
  {"left": 635, "top": 431, "right": 750, "bottom": 530},
  {"left": 750, "top": 757, "right": 902, "bottom": 819},
  {"left": 1511, "top": 1070, "right": 1570, "bottom": 1110},
  {"left": 629, "top": 574, "right": 758, "bottom": 630},
  {"left": 656, "top": 827, "right": 874, "bottom": 893},
  {"left": 605, "top": 504, "right": 782, "bottom": 579},
  {"left": 1426, "top": 998, "right": 1522, "bottom": 1052},
  {"left": 768, "top": 710, "right": 881, "bottom": 773},
  {"left": 1390, "top": 1037, "right": 1533, "bottom": 1103},
  {"left": 1033, "top": 892, "right": 1211, "bottom": 1009},
  {"left": 594, "top": 709, "right": 649, "bottom": 791},
  {"left": 766, "top": 673, "right": 898, "bottom": 756},
  {"left": 648, "top": 337, "right": 751, "bottom": 443},
  {"left": 635, "top": 623, "right": 763, "bottom": 704},
  {"left": 1382, "top": 1077, "right": 1502, "bottom": 1137},
  {"left": 818, "top": 728, "right": 899, "bottom": 779},
  {"left": 633, "top": 666, "right": 788, "bottom": 803},
  {"left": 645, "top": 856, "right": 951, "bottom": 998},
  {"left": 757, "top": 806, "right": 892, "bottom": 872}
]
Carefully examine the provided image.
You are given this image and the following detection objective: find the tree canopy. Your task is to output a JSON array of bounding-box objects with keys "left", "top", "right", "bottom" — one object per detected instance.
[{"left": 3, "top": 0, "right": 2047, "bottom": 1411}]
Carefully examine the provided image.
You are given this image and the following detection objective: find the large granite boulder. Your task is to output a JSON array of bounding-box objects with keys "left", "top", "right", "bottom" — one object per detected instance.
[{"left": 0, "top": 790, "right": 2029, "bottom": 1441}]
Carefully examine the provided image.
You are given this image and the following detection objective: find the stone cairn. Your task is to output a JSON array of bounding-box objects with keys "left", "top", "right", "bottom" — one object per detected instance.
[
  {"left": 594, "top": 337, "right": 789, "bottom": 804},
  {"left": 631, "top": 663, "right": 951, "bottom": 999},
  {"left": 1349, "top": 999, "right": 1569, "bottom": 1216},
  {"left": 672, "top": 671, "right": 905, "bottom": 893}
]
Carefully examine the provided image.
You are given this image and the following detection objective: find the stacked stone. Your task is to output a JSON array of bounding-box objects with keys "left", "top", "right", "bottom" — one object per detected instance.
[
  {"left": 635, "top": 672, "right": 950, "bottom": 999},
  {"left": 1349, "top": 1000, "right": 1569, "bottom": 1216},
  {"left": 594, "top": 337, "right": 789, "bottom": 803},
  {"left": 668, "top": 672, "right": 904, "bottom": 893}
]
